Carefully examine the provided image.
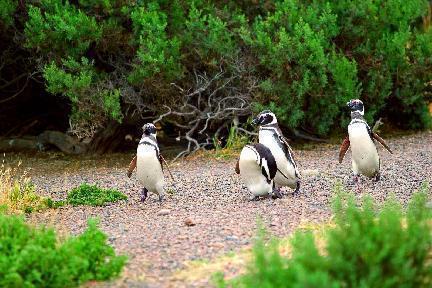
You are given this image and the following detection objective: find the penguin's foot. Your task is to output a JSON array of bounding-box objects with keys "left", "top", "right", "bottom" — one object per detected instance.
[
  {"left": 271, "top": 188, "right": 283, "bottom": 199},
  {"left": 140, "top": 188, "right": 148, "bottom": 202},
  {"left": 374, "top": 172, "right": 381, "bottom": 182},
  {"left": 349, "top": 174, "right": 360, "bottom": 185},
  {"left": 292, "top": 181, "right": 300, "bottom": 196},
  {"left": 249, "top": 195, "right": 260, "bottom": 201}
]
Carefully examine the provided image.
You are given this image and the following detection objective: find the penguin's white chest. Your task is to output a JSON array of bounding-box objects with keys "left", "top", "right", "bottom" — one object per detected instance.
[
  {"left": 348, "top": 123, "right": 379, "bottom": 177},
  {"left": 136, "top": 145, "right": 164, "bottom": 194},
  {"left": 259, "top": 130, "right": 297, "bottom": 188},
  {"left": 239, "top": 147, "right": 273, "bottom": 196}
]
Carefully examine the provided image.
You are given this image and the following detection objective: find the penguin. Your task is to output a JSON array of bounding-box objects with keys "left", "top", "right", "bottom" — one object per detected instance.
[
  {"left": 127, "top": 123, "right": 165, "bottom": 202},
  {"left": 339, "top": 99, "right": 393, "bottom": 182},
  {"left": 252, "top": 110, "right": 301, "bottom": 196},
  {"left": 235, "top": 143, "right": 277, "bottom": 200}
]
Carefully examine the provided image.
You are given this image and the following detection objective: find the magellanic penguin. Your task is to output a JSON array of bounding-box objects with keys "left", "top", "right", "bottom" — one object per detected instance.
[
  {"left": 127, "top": 123, "right": 165, "bottom": 202},
  {"left": 235, "top": 143, "right": 277, "bottom": 200},
  {"left": 252, "top": 111, "right": 301, "bottom": 196},
  {"left": 339, "top": 99, "right": 393, "bottom": 181}
]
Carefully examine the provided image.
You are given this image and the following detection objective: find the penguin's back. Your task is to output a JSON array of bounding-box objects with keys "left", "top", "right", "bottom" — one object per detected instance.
[
  {"left": 136, "top": 145, "right": 164, "bottom": 194},
  {"left": 348, "top": 122, "right": 379, "bottom": 177},
  {"left": 239, "top": 144, "right": 274, "bottom": 197}
]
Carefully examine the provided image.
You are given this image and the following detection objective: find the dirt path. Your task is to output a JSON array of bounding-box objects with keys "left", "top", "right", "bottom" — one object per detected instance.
[{"left": 13, "top": 131, "right": 432, "bottom": 287}]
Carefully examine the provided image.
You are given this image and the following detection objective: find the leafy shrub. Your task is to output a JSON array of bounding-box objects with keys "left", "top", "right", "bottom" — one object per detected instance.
[
  {"left": 217, "top": 183, "right": 432, "bottom": 287},
  {"left": 67, "top": 183, "right": 127, "bottom": 206},
  {"left": 0, "top": 164, "right": 50, "bottom": 214},
  {"left": 0, "top": 0, "right": 17, "bottom": 27},
  {"left": 24, "top": 1, "right": 102, "bottom": 57},
  {"left": 3, "top": 0, "right": 432, "bottom": 139},
  {"left": 128, "top": 2, "right": 182, "bottom": 83},
  {"left": 43, "top": 57, "right": 123, "bottom": 138},
  {"left": 247, "top": 0, "right": 432, "bottom": 134},
  {"left": 0, "top": 215, "right": 126, "bottom": 287}
]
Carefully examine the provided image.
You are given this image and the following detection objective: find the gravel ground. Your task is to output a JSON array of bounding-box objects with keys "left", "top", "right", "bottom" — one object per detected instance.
[{"left": 11, "top": 131, "right": 432, "bottom": 287}]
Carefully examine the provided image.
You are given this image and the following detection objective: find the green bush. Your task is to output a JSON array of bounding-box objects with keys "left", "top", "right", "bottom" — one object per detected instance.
[
  {"left": 0, "top": 0, "right": 16, "bottom": 27},
  {"left": 0, "top": 215, "right": 126, "bottom": 287},
  {"left": 217, "top": 183, "right": 432, "bottom": 287},
  {"left": 2, "top": 0, "right": 432, "bottom": 138},
  {"left": 67, "top": 183, "right": 127, "bottom": 206},
  {"left": 247, "top": 0, "right": 431, "bottom": 134}
]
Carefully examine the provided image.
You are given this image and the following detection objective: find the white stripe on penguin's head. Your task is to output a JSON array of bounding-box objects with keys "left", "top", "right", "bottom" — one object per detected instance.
[
  {"left": 142, "top": 123, "right": 157, "bottom": 138},
  {"left": 252, "top": 110, "right": 278, "bottom": 126},
  {"left": 347, "top": 99, "right": 364, "bottom": 116}
]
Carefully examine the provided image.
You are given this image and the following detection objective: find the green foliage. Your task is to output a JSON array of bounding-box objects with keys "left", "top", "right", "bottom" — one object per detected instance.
[
  {"left": 0, "top": 165, "right": 51, "bottom": 214},
  {"left": 129, "top": 2, "right": 182, "bottom": 82},
  {"left": 219, "top": 183, "right": 432, "bottom": 287},
  {"left": 43, "top": 57, "right": 123, "bottom": 133},
  {"left": 0, "top": 215, "right": 126, "bottom": 287},
  {"left": 67, "top": 183, "right": 127, "bottom": 206},
  {"left": 183, "top": 2, "right": 238, "bottom": 59},
  {"left": 0, "top": 0, "right": 17, "bottom": 27},
  {"left": 246, "top": 0, "right": 361, "bottom": 134},
  {"left": 44, "top": 57, "right": 94, "bottom": 103},
  {"left": 3, "top": 0, "right": 432, "bottom": 137},
  {"left": 212, "top": 126, "right": 249, "bottom": 159},
  {"left": 25, "top": 0, "right": 102, "bottom": 57}
]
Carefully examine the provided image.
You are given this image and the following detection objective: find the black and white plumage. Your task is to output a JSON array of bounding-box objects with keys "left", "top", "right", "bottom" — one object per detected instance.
[
  {"left": 252, "top": 110, "right": 301, "bottom": 195},
  {"left": 339, "top": 99, "right": 393, "bottom": 181},
  {"left": 235, "top": 143, "right": 277, "bottom": 198},
  {"left": 127, "top": 123, "right": 165, "bottom": 202}
]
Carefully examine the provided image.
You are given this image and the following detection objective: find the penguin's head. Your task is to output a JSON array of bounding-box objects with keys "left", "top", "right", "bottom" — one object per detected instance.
[
  {"left": 252, "top": 110, "right": 277, "bottom": 126},
  {"left": 142, "top": 123, "right": 157, "bottom": 137},
  {"left": 347, "top": 99, "right": 364, "bottom": 115}
]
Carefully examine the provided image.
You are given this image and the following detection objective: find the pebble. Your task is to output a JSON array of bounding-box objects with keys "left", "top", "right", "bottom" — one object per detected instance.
[
  {"left": 184, "top": 218, "right": 196, "bottom": 226},
  {"left": 225, "top": 235, "right": 239, "bottom": 241},
  {"left": 157, "top": 209, "right": 171, "bottom": 216}
]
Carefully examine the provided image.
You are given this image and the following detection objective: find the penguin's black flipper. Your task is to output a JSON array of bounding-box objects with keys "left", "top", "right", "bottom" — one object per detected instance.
[
  {"left": 158, "top": 154, "right": 164, "bottom": 172},
  {"left": 339, "top": 137, "right": 350, "bottom": 163},
  {"left": 235, "top": 158, "right": 240, "bottom": 174},
  {"left": 277, "top": 135, "right": 300, "bottom": 179},
  {"left": 372, "top": 133, "right": 393, "bottom": 154},
  {"left": 160, "top": 154, "right": 176, "bottom": 183},
  {"left": 127, "top": 155, "right": 137, "bottom": 178}
]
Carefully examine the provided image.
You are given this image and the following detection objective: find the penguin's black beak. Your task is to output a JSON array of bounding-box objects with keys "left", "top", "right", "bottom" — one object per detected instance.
[
  {"left": 346, "top": 101, "right": 353, "bottom": 109},
  {"left": 252, "top": 117, "right": 260, "bottom": 125}
]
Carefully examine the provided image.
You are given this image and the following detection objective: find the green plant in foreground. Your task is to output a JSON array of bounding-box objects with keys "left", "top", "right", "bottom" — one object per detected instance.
[
  {"left": 217, "top": 183, "right": 432, "bottom": 287},
  {"left": 67, "top": 183, "right": 127, "bottom": 206},
  {"left": 0, "top": 215, "right": 126, "bottom": 287}
]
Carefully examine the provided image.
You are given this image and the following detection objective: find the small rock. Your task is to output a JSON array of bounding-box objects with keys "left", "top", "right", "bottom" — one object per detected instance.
[
  {"left": 225, "top": 235, "right": 239, "bottom": 241},
  {"left": 270, "top": 221, "right": 278, "bottom": 227},
  {"left": 157, "top": 209, "right": 170, "bottom": 216},
  {"left": 211, "top": 242, "right": 225, "bottom": 248},
  {"left": 302, "top": 169, "right": 320, "bottom": 176},
  {"left": 184, "top": 218, "right": 196, "bottom": 226}
]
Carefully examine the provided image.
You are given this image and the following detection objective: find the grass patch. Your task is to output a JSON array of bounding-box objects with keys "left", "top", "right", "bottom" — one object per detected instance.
[
  {"left": 0, "top": 214, "right": 127, "bottom": 287},
  {"left": 0, "top": 161, "right": 50, "bottom": 214},
  {"left": 212, "top": 126, "right": 250, "bottom": 159},
  {"left": 217, "top": 183, "right": 432, "bottom": 287},
  {"left": 172, "top": 250, "right": 251, "bottom": 284},
  {"left": 67, "top": 183, "right": 127, "bottom": 206}
]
